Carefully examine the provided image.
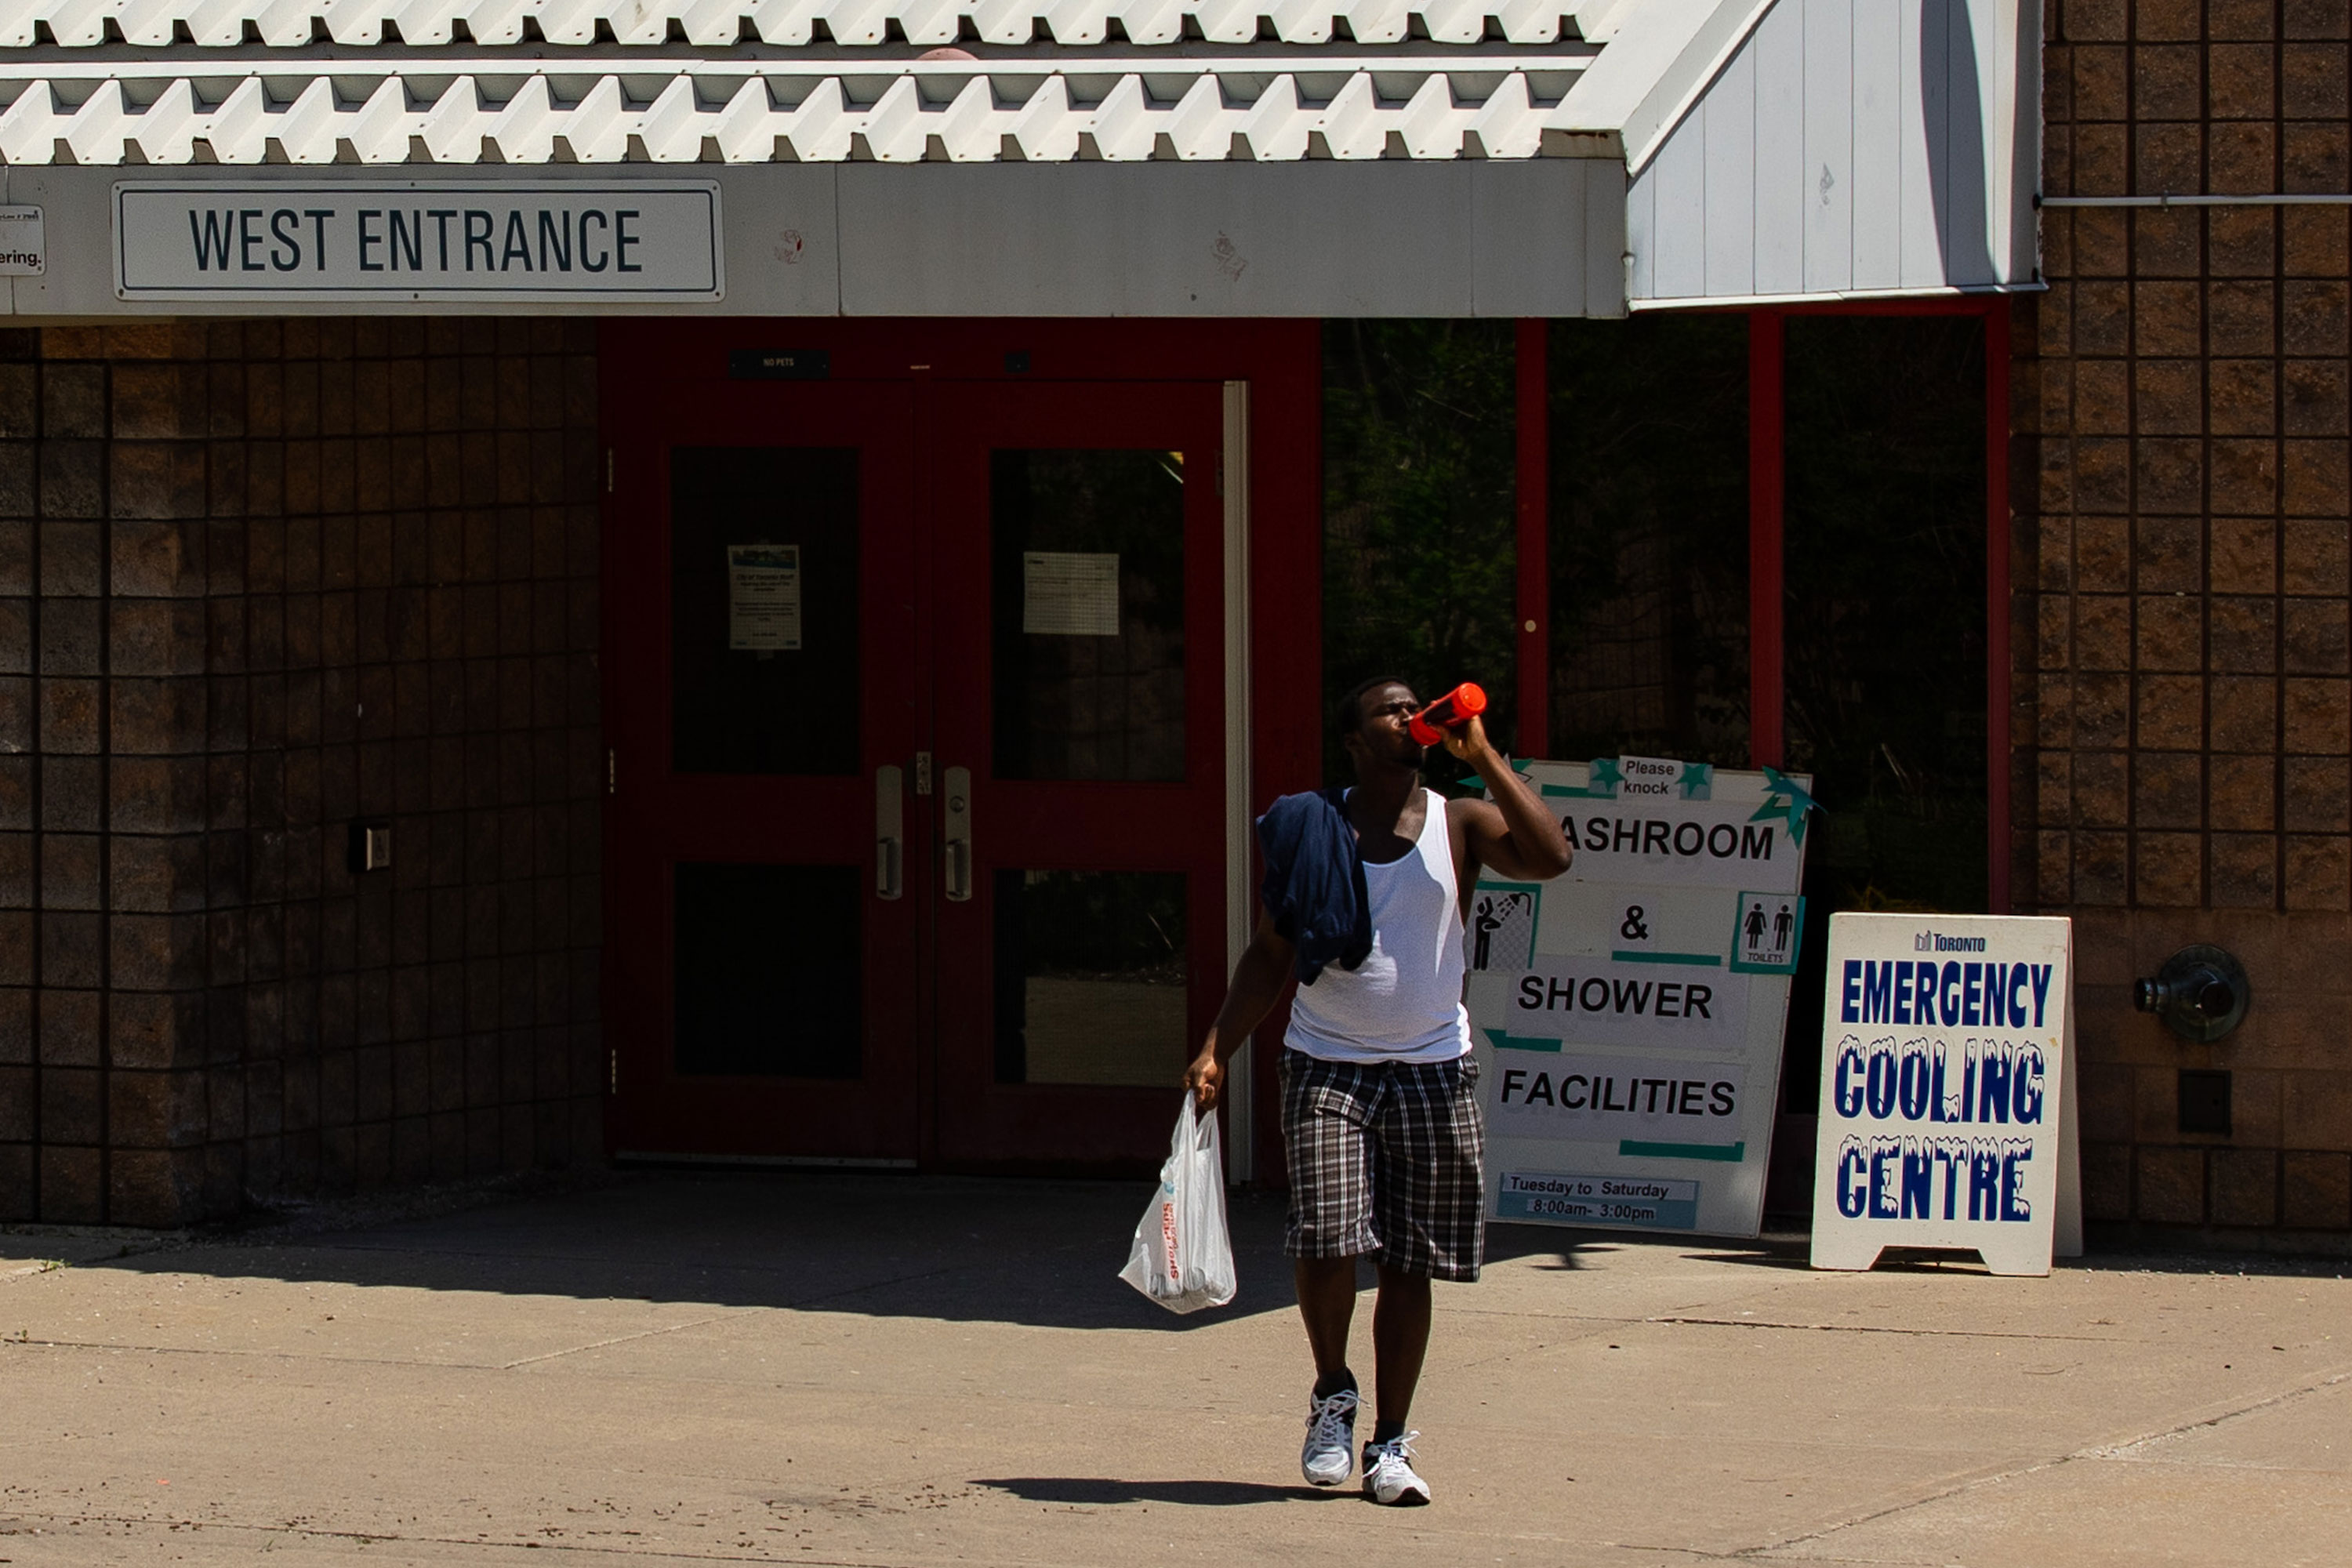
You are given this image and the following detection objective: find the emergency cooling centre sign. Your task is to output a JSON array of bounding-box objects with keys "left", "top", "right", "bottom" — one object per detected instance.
[
  {"left": 114, "top": 181, "right": 722, "bottom": 302},
  {"left": 1466, "top": 757, "right": 1813, "bottom": 1239},
  {"left": 1809, "top": 913, "right": 2082, "bottom": 1276}
]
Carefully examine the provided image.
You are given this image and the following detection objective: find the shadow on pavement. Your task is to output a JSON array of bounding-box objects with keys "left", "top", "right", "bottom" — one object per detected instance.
[
  {"left": 80, "top": 1169, "right": 1312, "bottom": 1331},
  {"left": 1493, "top": 1223, "right": 1814, "bottom": 1272},
  {"left": 65, "top": 1173, "right": 1936, "bottom": 1327},
  {"left": 971, "top": 1477, "right": 1343, "bottom": 1507},
  {"left": 1474, "top": 1223, "right": 1770, "bottom": 1271}
]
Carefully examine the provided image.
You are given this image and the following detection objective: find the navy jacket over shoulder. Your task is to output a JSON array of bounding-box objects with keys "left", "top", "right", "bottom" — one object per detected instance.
[{"left": 1256, "top": 788, "right": 1373, "bottom": 985}]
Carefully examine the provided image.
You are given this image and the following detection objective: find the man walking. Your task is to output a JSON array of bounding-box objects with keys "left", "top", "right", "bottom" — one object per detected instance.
[{"left": 1185, "top": 678, "right": 1571, "bottom": 1505}]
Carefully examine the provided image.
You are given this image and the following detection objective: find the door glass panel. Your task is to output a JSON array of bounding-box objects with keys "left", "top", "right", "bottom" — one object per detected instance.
[
  {"left": 671, "top": 447, "right": 860, "bottom": 776},
  {"left": 993, "top": 869, "right": 1188, "bottom": 1086},
  {"left": 990, "top": 450, "right": 1186, "bottom": 782},
  {"left": 673, "top": 862, "right": 862, "bottom": 1079}
]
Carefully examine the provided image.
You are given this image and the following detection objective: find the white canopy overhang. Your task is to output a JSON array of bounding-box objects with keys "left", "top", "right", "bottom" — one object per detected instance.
[{"left": 0, "top": 0, "right": 2040, "bottom": 316}]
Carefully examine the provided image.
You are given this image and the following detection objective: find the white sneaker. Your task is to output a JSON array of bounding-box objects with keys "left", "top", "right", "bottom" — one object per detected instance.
[
  {"left": 1361, "top": 1432, "right": 1432, "bottom": 1505},
  {"left": 1300, "top": 1386, "right": 1359, "bottom": 1487}
]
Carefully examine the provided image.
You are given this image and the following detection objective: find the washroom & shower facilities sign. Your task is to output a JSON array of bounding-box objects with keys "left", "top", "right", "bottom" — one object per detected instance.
[{"left": 1466, "top": 757, "right": 1813, "bottom": 1239}]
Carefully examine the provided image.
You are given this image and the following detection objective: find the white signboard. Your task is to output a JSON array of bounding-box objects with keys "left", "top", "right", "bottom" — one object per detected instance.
[
  {"left": 1022, "top": 552, "right": 1120, "bottom": 636},
  {"left": 0, "top": 207, "right": 44, "bottom": 275},
  {"left": 727, "top": 545, "right": 801, "bottom": 652},
  {"left": 1809, "top": 913, "right": 2081, "bottom": 1276},
  {"left": 1471, "top": 757, "right": 1813, "bottom": 1238},
  {"left": 114, "top": 183, "right": 722, "bottom": 301}
]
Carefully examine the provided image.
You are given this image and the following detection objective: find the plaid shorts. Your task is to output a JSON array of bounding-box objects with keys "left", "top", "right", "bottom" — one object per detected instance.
[{"left": 1279, "top": 1048, "right": 1487, "bottom": 1283}]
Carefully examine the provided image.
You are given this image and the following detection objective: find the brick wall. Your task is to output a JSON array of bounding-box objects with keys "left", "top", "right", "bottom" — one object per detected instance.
[
  {"left": 0, "top": 318, "right": 603, "bottom": 1229},
  {"left": 2020, "top": 0, "right": 2352, "bottom": 1238}
]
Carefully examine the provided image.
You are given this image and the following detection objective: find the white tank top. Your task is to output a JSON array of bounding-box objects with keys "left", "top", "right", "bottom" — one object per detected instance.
[{"left": 1286, "top": 788, "right": 1472, "bottom": 1065}]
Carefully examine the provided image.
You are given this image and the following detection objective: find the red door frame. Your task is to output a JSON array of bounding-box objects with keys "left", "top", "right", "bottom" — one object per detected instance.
[
  {"left": 598, "top": 318, "right": 1323, "bottom": 1176},
  {"left": 1512, "top": 297, "right": 2014, "bottom": 914}
]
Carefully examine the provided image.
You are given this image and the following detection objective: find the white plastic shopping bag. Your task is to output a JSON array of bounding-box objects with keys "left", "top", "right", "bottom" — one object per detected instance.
[{"left": 1118, "top": 1092, "right": 1237, "bottom": 1314}]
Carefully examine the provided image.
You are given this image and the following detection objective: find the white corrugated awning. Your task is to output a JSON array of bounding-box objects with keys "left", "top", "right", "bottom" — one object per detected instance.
[
  {"left": 0, "top": 66, "right": 1595, "bottom": 165},
  {"left": 0, "top": 0, "right": 2040, "bottom": 315},
  {"left": 0, "top": 0, "right": 1621, "bottom": 47}
]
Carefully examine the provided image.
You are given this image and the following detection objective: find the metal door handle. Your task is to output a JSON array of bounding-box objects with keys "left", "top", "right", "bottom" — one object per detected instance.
[
  {"left": 875, "top": 764, "right": 904, "bottom": 900},
  {"left": 943, "top": 765, "right": 973, "bottom": 902}
]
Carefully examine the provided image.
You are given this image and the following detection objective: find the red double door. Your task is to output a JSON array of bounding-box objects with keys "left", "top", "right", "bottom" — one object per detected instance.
[{"left": 606, "top": 375, "right": 1230, "bottom": 1169}]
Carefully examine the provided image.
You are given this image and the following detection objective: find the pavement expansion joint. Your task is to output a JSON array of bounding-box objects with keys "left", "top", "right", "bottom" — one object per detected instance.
[
  {"left": 1643, "top": 1313, "right": 2130, "bottom": 1342},
  {"left": 499, "top": 1312, "right": 734, "bottom": 1370},
  {"left": 2, "top": 1335, "right": 472, "bottom": 1370},
  {"left": 2075, "top": 1366, "right": 2352, "bottom": 1460},
  {"left": 1738, "top": 1453, "right": 2080, "bottom": 1560},
  {"left": 0, "top": 1511, "right": 895, "bottom": 1565},
  {"left": 5, "top": 1319, "right": 785, "bottom": 1377}
]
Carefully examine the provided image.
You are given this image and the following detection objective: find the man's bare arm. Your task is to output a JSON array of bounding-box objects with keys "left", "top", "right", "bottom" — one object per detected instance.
[
  {"left": 1443, "top": 716, "right": 1573, "bottom": 881},
  {"left": 1184, "top": 908, "right": 1295, "bottom": 1114}
]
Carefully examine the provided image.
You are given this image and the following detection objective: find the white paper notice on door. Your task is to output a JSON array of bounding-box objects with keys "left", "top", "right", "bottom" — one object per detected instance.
[
  {"left": 1022, "top": 552, "right": 1120, "bottom": 637},
  {"left": 728, "top": 544, "right": 802, "bottom": 651}
]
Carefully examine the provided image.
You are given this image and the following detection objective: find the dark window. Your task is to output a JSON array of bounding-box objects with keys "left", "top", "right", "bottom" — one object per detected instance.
[
  {"left": 991, "top": 449, "right": 1188, "bottom": 783},
  {"left": 670, "top": 447, "right": 861, "bottom": 777},
  {"left": 1323, "top": 321, "right": 1519, "bottom": 783},
  {"left": 673, "top": 862, "right": 862, "bottom": 1079},
  {"left": 1548, "top": 315, "right": 1752, "bottom": 767},
  {"left": 1784, "top": 315, "right": 1991, "bottom": 915}
]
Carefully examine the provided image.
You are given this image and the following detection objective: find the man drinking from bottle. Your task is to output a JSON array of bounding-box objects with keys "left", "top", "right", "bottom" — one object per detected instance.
[{"left": 1185, "top": 677, "right": 1571, "bottom": 1506}]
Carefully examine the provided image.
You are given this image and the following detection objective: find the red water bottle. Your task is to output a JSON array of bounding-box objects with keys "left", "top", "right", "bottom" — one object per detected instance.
[{"left": 1408, "top": 682, "right": 1487, "bottom": 745}]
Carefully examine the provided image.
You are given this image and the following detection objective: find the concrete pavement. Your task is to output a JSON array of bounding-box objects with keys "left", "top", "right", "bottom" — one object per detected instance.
[{"left": 1, "top": 1170, "right": 2346, "bottom": 1566}]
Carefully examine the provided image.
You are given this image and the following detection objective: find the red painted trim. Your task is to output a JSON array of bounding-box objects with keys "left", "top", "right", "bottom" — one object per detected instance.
[
  {"left": 1515, "top": 318, "right": 1551, "bottom": 758},
  {"left": 1984, "top": 301, "right": 2013, "bottom": 914},
  {"left": 1748, "top": 311, "right": 1785, "bottom": 771},
  {"left": 1247, "top": 321, "right": 1323, "bottom": 1189}
]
